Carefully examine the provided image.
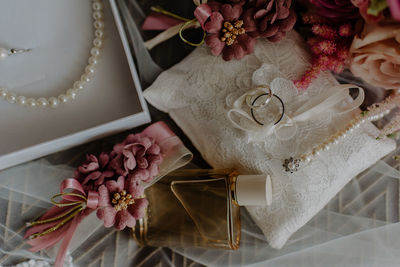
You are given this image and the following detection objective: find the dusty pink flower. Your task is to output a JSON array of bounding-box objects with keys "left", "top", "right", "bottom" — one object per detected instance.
[
  {"left": 74, "top": 153, "right": 114, "bottom": 190},
  {"left": 349, "top": 22, "right": 400, "bottom": 89},
  {"left": 96, "top": 176, "right": 148, "bottom": 230},
  {"left": 195, "top": 2, "right": 257, "bottom": 61},
  {"left": 310, "top": 0, "right": 360, "bottom": 20},
  {"left": 251, "top": 0, "right": 297, "bottom": 42},
  {"left": 109, "top": 133, "right": 162, "bottom": 182}
]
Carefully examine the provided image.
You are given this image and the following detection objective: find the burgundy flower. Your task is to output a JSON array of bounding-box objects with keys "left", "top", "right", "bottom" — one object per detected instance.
[
  {"left": 109, "top": 133, "right": 162, "bottom": 182},
  {"left": 251, "top": 0, "right": 297, "bottom": 42},
  {"left": 96, "top": 176, "right": 148, "bottom": 230},
  {"left": 309, "top": 0, "right": 360, "bottom": 20},
  {"left": 195, "top": 2, "right": 257, "bottom": 61},
  {"left": 74, "top": 153, "right": 114, "bottom": 190}
]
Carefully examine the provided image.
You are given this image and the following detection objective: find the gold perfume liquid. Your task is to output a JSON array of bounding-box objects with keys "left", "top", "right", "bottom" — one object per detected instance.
[{"left": 133, "top": 169, "right": 271, "bottom": 250}]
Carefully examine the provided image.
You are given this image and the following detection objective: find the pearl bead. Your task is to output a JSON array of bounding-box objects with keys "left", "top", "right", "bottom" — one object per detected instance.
[
  {"left": 67, "top": 88, "right": 78, "bottom": 99},
  {"left": 93, "top": 2, "right": 103, "bottom": 11},
  {"left": 6, "top": 92, "right": 16, "bottom": 103},
  {"left": 27, "top": 98, "right": 37, "bottom": 107},
  {"left": 37, "top": 97, "right": 49, "bottom": 107},
  {"left": 0, "top": 47, "right": 9, "bottom": 60},
  {"left": 91, "top": 47, "right": 100, "bottom": 57},
  {"left": 88, "top": 56, "right": 98, "bottom": 65},
  {"left": 93, "top": 38, "right": 102, "bottom": 47},
  {"left": 73, "top": 81, "right": 85, "bottom": 90},
  {"left": 16, "top": 96, "right": 27, "bottom": 106},
  {"left": 81, "top": 74, "right": 91, "bottom": 83},
  {"left": 93, "top": 11, "right": 103, "bottom": 20},
  {"left": 58, "top": 94, "right": 69, "bottom": 103},
  {"left": 95, "top": 29, "right": 104, "bottom": 38},
  {"left": 0, "top": 88, "right": 8, "bottom": 98},
  {"left": 85, "top": 65, "right": 95, "bottom": 74},
  {"left": 48, "top": 97, "right": 59, "bottom": 108},
  {"left": 94, "top": 20, "right": 104, "bottom": 30}
]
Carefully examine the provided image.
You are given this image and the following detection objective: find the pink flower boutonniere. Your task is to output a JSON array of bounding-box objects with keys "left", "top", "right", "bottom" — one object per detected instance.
[{"left": 23, "top": 122, "right": 191, "bottom": 267}]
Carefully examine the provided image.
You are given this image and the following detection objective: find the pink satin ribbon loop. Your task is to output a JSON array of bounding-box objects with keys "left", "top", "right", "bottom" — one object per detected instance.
[
  {"left": 142, "top": 121, "right": 181, "bottom": 145},
  {"left": 86, "top": 191, "right": 99, "bottom": 209},
  {"left": 194, "top": 4, "right": 212, "bottom": 29}
]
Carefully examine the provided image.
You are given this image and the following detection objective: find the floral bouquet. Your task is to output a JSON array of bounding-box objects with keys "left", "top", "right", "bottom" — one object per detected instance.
[{"left": 24, "top": 122, "right": 192, "bottom": 267}]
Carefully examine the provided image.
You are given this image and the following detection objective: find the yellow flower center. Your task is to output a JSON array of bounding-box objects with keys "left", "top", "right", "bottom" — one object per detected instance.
[
  {"left": 220, "top": 20, "right": 246, "bottom": 46},
  {"left": 111, "top": 190, "right": 135, "bottom": 212}
]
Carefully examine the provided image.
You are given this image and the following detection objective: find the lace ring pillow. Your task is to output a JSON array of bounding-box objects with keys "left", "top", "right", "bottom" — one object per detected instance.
[{"left": 144, "top": 31, "right": 395, "bottom": 249}]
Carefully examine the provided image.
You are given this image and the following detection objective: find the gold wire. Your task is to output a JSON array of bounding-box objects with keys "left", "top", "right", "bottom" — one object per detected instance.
[
  {"left": 179, "top": 19, "right": 206, "bottom": 47},
  {"left": 29, "top": 205, "right": 85, "bottom": 240},
  {"left": 50, "top": 193, "right": 87, "bottom": 207},
  {"left": 27, "top": 204, "right": 84, "bottom": 226}
]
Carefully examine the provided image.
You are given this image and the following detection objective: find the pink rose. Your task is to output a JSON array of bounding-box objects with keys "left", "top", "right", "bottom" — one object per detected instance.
[{"left": 349, "top": 22, "right": 400, "bottom": 89}]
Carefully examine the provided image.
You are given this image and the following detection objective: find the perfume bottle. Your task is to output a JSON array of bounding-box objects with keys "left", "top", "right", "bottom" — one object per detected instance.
[{"left": 133, "top": 169, "right": 272, "bottom": 250}]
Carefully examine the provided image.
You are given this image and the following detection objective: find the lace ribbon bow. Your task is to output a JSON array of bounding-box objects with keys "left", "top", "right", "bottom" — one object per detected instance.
[{"left": 227, "top": 65, "right": 365, "bottom": 141}]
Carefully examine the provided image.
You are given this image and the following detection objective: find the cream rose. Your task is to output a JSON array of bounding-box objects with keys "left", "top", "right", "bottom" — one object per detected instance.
[{"left": 349, "top": 22, "right": 400, "bottom": 89}]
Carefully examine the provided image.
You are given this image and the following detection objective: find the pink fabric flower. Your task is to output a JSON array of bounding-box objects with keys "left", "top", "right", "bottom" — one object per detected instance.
[
  {"left": 349, "top": 22, "right": 400, "bottom": 89},
  {"left": 195, "top": 2, "right": 257, "bottom": 61},
  {"left": 109, "top": 133, "right": 162, "bottom": 182},
  {"left": 251, "top": 0, "right": 297, "bottom": 42},
  {"left": 96, "top": 176, "right": 148, "bottom": 230},
  {"left": 74, "top": 153, "right": 114, "bottom": 190},
  {"left": 309, "top": 0, "right": 360, "bottom": 20}
]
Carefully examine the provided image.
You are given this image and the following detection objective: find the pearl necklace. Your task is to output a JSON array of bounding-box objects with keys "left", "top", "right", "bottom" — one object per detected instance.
[
  {"left": 283, "top": 94, "right": 400, "bottom": 173},
  {"left": 0, "top": 0, "right": 104, "bottom": 108}
]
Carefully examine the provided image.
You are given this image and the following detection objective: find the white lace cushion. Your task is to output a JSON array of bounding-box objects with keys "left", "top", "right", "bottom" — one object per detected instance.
[{"left": 143, "top": 31, "right": 396, "bottom": 249}]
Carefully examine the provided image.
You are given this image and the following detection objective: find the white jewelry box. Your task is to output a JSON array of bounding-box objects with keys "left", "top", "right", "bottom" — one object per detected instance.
[{"left": 0, "top": 0, "right": 150, "bottom": 170}]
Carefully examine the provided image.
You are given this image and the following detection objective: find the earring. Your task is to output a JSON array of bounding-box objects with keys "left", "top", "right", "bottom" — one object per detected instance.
[{"left": 0, "top": 47, "right": 31, "bottom": 61}]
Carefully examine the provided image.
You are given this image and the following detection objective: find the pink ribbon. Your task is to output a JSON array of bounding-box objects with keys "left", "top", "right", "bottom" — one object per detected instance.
[
  {"left": 141, "top": 11, "right": 184, "bottom": 31},
  {"left": 194, "top": 4, "right": 212, "bottom": 29},
  {"left": 25, "top": 179, "right": 99, "bottom": 267}
]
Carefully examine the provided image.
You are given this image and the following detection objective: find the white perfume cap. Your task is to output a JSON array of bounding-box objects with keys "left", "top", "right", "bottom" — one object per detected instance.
[{"left": 235, "top": 174, "right": 272, "bottom": 206}]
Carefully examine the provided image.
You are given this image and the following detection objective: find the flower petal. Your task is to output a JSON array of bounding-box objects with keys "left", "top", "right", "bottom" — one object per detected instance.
[
  {"left": 205, "top": 34, "right": 225, "bottom": 56},
  {"left": 98, "top": 152, "right": 110, "bottom": 168},
  {"left": 128, "top": 169, "right": 150, "bottom": 182},
  {"left": 97, "top": 207, "right": 117, "bottom": 228},
  {"left": 136, "top": 156, "right": 149, "bottom": 169},
  {"left": 128, "top": 198, "right": 148, "bottom": 219},
  {"left": 82, "top": 171, "right": 102, "bottom": 185},
  {"left": 128, "top": 182, "right": 144, "bottom": 198},
  {"left": 222, "top": 45, "right": 235, "bottom": 61},
  {"left": 221, "top": 4, "right": 243, "bottom": 21},
  {"left": 147, "top": 144, "right": 161, "bottom": 155},
  {"left": 115, "top": 210, "right": 136, "bottom": 230},
  {"left": 147, "top": 163, "right": 160, "bottom": 180},
  {"left": 98, "top": 185, "right": 111, "bottom": 207},
  {"left": 106, "top": 176, "right": 125, "bottom": 192},
  {"left": 124, "top": 156, "right": 137, "bottom": 171},
  {"left": 268, "top": 31, "right": 286, "bottom": 42}
]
